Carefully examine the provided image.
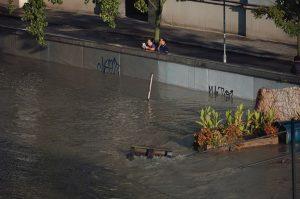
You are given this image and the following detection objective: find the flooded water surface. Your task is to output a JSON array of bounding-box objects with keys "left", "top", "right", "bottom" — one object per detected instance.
[{"left": 0, "top": 53, "right": 298, "bottom": 199}]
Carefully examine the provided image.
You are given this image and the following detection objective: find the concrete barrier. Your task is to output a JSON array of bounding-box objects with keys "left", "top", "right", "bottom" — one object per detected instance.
[{"left": 0, "top": 26, "right": 298, "bottom": 100}]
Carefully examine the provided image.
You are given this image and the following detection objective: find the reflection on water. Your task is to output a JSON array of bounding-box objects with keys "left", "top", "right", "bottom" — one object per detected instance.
[{"left": 0, "top": 53, "right": 297, "bottom": 199}]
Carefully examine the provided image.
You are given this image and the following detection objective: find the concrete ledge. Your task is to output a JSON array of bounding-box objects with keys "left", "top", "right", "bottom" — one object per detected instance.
[
  {"left": 0, "top": 25, "right": 299, "bottom": 100},
  {"left": 0, "top": 25, "right": 298, "bottom": 82}
]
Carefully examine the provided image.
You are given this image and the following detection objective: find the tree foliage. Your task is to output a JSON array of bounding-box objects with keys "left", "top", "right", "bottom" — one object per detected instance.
[
  {"left": 8, "top": 0, "right": 15, "bottom": 15},
  {"left": 134, "top": 0, "right": 167, "bottom": 42},
  {"left": 22, "top": 0, "right": 48, "bottom": 46},
  {"left": 13, "top": 0, "right": 167, "bottom": 45},
  {"left": 21, "top": 0, "right": 121, "bottom": 45},
  {"left": 134, "top": 0, "right": 148, "bottom": 13},
  {"left": 84, "top": 0, "right": 120, "bottom": 28},
  {"left": 254, "top": 0, "right": 300, "bottom": 37}
]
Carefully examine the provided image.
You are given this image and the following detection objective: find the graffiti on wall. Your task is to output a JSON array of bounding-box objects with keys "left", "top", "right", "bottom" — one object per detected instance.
[
  {"left": 96, "top": 57, "right": 120, "bottom": 75},
  {"left": 209, "top": 85, "right": 234, "bottom": 101}
]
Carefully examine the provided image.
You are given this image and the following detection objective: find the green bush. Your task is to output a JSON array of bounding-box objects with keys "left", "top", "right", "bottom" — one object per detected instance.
[
  {"left": 194, "top": 104, "right": 279, "bottom": 151},
  {"left": 196, "top": 107, "right": 222, "bottom": 129}
]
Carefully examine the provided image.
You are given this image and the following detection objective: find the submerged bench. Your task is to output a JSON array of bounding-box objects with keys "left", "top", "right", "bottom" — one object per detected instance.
[{"left": 127, "top": 146, "right": 173, "bottom": 160}]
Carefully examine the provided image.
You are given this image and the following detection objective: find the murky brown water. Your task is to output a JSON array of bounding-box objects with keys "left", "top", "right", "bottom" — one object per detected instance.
[{"left": 0, "top": 53, "right": 298, "bottom": 199}]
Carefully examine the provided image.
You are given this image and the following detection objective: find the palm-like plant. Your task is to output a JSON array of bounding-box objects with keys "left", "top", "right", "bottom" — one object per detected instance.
[{"left": 196, "top": 107, "right": 222, "bottom": 129}]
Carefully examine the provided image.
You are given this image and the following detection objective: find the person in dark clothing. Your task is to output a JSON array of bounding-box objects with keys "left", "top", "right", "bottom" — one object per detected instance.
[{"left": 157, "top": 38, "right": 169, "bottom": 54}]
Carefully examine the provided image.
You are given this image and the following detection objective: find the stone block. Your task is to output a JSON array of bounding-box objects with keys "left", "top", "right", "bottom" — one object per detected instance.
[{"left": 255, "top": 87, "right": 300, "bottom": 121}]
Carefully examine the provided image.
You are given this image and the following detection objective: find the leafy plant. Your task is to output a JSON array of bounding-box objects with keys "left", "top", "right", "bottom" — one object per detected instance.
[
  {"left": 22, "top": 0, "right": 48, "bottom": 46},
  {"left": 263, "top": 108, "right": 276, "bottom": 124},
  {"left": 263, "top": 123, "right": 278, "bottom": 136},
  {"left": 245, "top": 110, "right": 263, "bottom": 136},
  {"left": 224, "top": 105, "right": 246, "bottom": 146},
  {"left": 22, "top": 0, "right": 120, "bottom": 45},
  {"left": 225, "top": 110, "right": 233, "bottom": 126},
  {"left": 244, "top": 110, "right": 254, "bottom": 135},
  {"left": 253, "top": 1, "right": 300, "bottom": 57},
  {"left": 194, "top": 106, "right": 224, "bottom": 151},
  {"left": 85, "top": 0, "right": 120, "bottom": 28},
  {"left": 194, "top": 128, "right": 212, "bottom": 151},
  {"left": 194, "top": 104, "right": 280, "bottom": 151},
  {"left": 194, "top": 128, "right": 225, "bottom": 151},
  {"left": 234, "top": 104, "right": 245, "bottom": 132},
  {"left": 134, "top": 0, "right": 148, "bottom": 13},
  {"left": 262, "top": 108, "right": 278, "bottom": 136},
  {"left": 224, "top": 124, "right": 243, "bottom": 146},
  {"left": 209, "top": 129, "right": 224, "bottom": 148},
  {"left": 20, "top": 0, "right": 168, "bottom": 45},
  {"left": 196, "top": 107, "right": 222, "bottom": 129},
  {"left": 8, "top": 0, "right": 15, "bottom": 15}
]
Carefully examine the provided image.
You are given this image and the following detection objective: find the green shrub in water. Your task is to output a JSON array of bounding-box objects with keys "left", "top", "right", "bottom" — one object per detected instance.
[{"left": 194, "top": 104, "right": 279, "bottom": 151}]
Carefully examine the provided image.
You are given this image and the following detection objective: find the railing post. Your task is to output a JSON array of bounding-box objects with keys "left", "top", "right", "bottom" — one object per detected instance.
[
  {"left": 223, "top": 0, "right": 227, "bottom": 63},
  {"left": 291, "top": 119, "right": 296, "bottom": 199}
]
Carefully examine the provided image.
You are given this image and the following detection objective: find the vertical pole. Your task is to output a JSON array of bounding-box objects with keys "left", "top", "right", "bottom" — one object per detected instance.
[
  {"left": 291, "top": 119, "right": 296, "bottom": 199},
  {"left": 147, "top": 73, "right": 154, "bottom": 101},
  {"left": 223, "top": 0, "right": 227, "bottom": 63}
]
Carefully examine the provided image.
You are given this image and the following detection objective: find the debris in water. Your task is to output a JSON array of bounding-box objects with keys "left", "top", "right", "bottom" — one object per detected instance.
[{"left": 127, "top": 146, "right": 173, "bottom": 160}]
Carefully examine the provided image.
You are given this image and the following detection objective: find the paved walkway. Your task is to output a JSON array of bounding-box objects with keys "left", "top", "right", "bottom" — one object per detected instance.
[{"left": 0, "top": 7, "right": 297, "bottom": 75}]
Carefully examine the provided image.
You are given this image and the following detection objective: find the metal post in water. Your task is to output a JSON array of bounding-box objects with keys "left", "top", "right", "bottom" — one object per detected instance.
[
  {"left": 223, "top": 0, "right": 227, "bottom": 63},
  {"left": 291, "top": 119, "right": 296, "bottom": 199},
  {"left": 147, "top": 73, "right": 154, "bottom": 101}
]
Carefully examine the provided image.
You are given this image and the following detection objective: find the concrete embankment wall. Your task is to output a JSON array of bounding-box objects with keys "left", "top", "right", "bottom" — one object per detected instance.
[{"left": 0, "top": 27, "right": 298, "bottom": 100}]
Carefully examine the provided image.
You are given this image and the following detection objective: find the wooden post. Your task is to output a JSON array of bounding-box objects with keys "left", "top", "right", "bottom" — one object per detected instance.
[{"left": 147, "top": 73, "right": 154, "bottom": 101}]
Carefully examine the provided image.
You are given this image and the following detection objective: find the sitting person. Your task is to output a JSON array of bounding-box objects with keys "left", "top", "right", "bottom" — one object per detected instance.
[
  {"left": 157, "top": 38, "right": 169, "bottom": 54},
  {"left": 142, "top": 38, "right": 156, "bottom": 52}
]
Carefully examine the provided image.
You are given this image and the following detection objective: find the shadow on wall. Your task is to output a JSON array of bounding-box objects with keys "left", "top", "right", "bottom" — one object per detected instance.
[
  {"left": 231, "top": 0, "right": 248, "bottom": 36},
  {"left": 125, "top": 0, "right": 148, "bottom": 21},
  {"left": 93, "top": 0, "right": 148, "bottom": 22},
  {"left": 93, "top": 1, "right": 100, "bottom": 15}
]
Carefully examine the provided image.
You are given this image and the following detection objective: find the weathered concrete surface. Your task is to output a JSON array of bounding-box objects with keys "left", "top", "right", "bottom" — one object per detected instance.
[
  {"left": 255, "top": 87, "right": 300, "bottom": 121},
  {"left": 0, "top": 6, "right": 296, "bottom": 63},
  {"left": 0, "top": 7, "right": 299, "bottom": 100},
  {"left": 0, "top": 26, "right": 299, "bottom": 100},
  {"left": 237, "top": 137, "right": 279, "bottom": 150}
]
